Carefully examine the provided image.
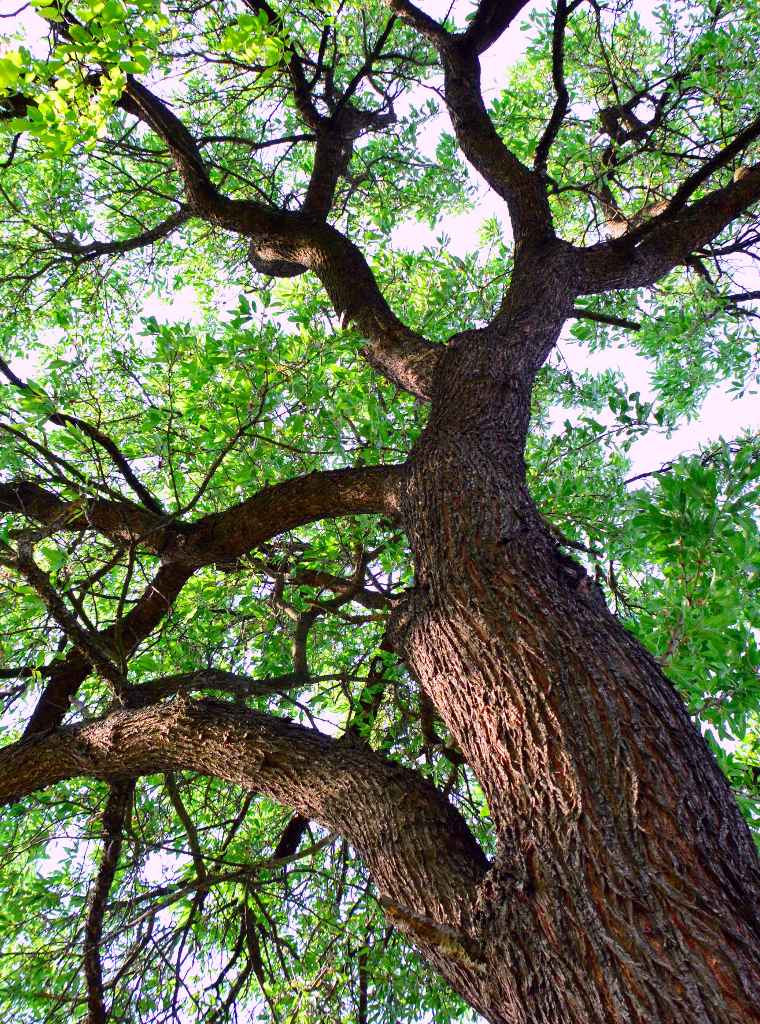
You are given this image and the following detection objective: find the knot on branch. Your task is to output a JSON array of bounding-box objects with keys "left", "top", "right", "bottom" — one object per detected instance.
[
  {"left": 379, "top": 895, "right": 486, "bottom": 970},
  {"left": 247, "top": 240, "right": 308, "bottom": 277}
]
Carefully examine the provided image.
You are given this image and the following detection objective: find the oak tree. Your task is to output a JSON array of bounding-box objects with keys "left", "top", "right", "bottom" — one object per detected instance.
[{"left": 0, "top": 0, "right": 759, "bottom": 1021}]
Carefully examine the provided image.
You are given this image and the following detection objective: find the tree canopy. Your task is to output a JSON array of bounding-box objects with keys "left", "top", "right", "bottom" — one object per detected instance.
[{"left": 0, "top": 0, "right": 758, "bottom": 1021}]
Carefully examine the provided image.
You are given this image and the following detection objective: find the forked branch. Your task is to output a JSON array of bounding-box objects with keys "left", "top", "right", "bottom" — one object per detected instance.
[
  {"left": 579, "top": 163, "right": 760, "bottom": 293},
  {"left": 23, "top": 562, "right": 192, "bottom": 736},
  {"left": 386, "top": 0, "right": 553, "bottom": 245}
]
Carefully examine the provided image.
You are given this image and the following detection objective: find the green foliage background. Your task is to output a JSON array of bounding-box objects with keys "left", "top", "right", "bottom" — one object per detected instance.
[{"left": 0, "top": 0, "right": 758, "bottom": 1019}]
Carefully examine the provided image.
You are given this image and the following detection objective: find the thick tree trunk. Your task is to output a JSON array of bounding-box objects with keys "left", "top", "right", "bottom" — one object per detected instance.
[{"left": 395, "top": 313, "right": 760, "bottom": 1024}]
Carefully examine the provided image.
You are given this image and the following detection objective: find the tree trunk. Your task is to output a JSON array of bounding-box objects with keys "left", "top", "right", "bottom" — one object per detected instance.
[{"left": 394, "top": 314, "right": 760, "bottom": 1024}]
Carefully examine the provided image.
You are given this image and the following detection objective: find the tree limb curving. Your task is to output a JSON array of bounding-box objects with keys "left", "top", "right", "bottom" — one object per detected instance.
[{"left": 0, "top": 698, "right": 488, "bottom": 922}]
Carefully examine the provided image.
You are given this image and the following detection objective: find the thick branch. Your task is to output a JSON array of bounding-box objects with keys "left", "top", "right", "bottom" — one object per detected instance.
[
  {"left": 120, "top": 77, "right": 217, "bottom": 208},
  {"left": 0, "top": 699, "right": 488, "bottom": 922},
  {"left": 142, "top": 169, "right": 438, "bottom": 397},
  {"left": 578, "top": 163, "right": 760, "bottom": 293},
  {"left": 12, "top": 67, "right": 438, "bottom": 397},
  {"left": 0, "top": 479, "right": 166, "bottom": 547},
  {"left": 6, "top": 463, "right": 399, "bottom": 736},
  {"left": 462, "top": 0, "right": 531, "bottom": 55},
  {"left": 2, "top": 462, "right": 403, "bottom": 570},
  {"left": 216, "top": 202, "right": 440, "bottom": 397},
  {"left": 628, "top": 111, "right": 760, "bottom": 242},
  {"left": 163, "top": 464, "right": 404, "bottom": 567},
  {"left": 442, "top": 51, "right": 552, "bottom": 242},
  {"left": 272, "top": 813, "right": 310, "bottom": 860},
  {"left": 384, "top": 0, "right": 449, "bottom": 45},
  {"left": 301, "top": 127, "right": 355, "bottom": 221},
  {"left": 300, "top": 17, "right": 399, "bottom": 222}
]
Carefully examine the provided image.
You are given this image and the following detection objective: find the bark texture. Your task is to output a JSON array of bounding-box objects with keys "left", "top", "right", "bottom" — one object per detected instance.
[
  {"left": 391, "top": 298, "right": 760, "bottom": 1023},
  {"left": 0, "top": 698, "right": 487, "bottom": 929},
  {"left": 7, "top": 288, "right": 759, "bottom": 1024}
]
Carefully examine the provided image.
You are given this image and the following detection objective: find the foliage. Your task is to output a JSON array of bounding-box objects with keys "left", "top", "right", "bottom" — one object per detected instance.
[{"left": 0, "top": 0, "right": 758, "bottom": 1021}]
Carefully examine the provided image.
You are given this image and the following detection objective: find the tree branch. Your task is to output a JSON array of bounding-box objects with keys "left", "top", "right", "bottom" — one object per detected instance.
[
  {"left": 626, "top": 111, "right": 760, "bottom": 243},
  {"left": 2, "top": 463, "right": 403, "bottom": 571},
  {"left": 299, "top": 16, "right": 399, "bottom": 224},
  {"left": 122, "top": 668, "right": 314, "bottom": 707},
  {"left": 0, "top": 698, "right": 488, "bottom": 923},
  {"left": 272, "top": 813, "right": 310, "bottom": 860},
  {"left": 0, "top": 536, "right": 126, "bottom": 696},
  {"left": 43, "top": 207, "right": 190, "bottom": 263},
  {"left": 578, "top": 163, "right": 760, "bottom": 293},
  {"left": 7, "top": 462, "right": 400, "bottom": 736},
  {"left": 0, "top": 357, "right": 164, "bottom": 514},
  {"left": 119, "top": 77, "right": 218, "bottom": 208},
  {"left": 572, "top": 308, "right": 641, "bottom": 331},
  {"left": 83, "top": 780, "right": 134, "bottom": 1024},
  {"left": 134, "top": 148, "right": 438, "bottom": 397},
  {"left": 194, "top": 182, "right": 438, "bottom": 394},
  {"left": 386, "top": 0, "right": 552, "bottom": 245},
  {"left": 462, "top": 0, "right": 532, "bottom": 55},
  {"left": 9, "top": 65, "right": 439, "bottom": 397},
  {"left": 534, "top": 0, "right": 570, "bottom": 174},
  {"left": 23, "top": 562, "right": 192, "bottom": 736},
  {"left": 0, "top": 479, "right": 166, "bottom": 548},
  {"left": 164, "top": 773, "right": 207, "bottom": 884},
  {"left": 384, "top": 0, "right": 450, "bottom": 45},
  {"left": 163, "top": 464, "right": 404, "bottom": 567},
  {"left": 270, "top": 563, "right": 392, "bottom": 610}
]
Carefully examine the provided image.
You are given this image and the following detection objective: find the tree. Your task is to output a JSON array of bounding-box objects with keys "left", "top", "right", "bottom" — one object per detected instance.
[{"left": 0, "top": 0, "right": 759, "bottom": 1020}]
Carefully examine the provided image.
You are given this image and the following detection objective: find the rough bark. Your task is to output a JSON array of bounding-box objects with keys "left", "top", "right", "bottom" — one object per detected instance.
[
  {"left": 5, "top": 242, "right": 759, "bottom": 1023},
  {"left": 0, "top": 697, "right": 488, "bottom": 938},
  {"left": 389, "top": 290, "right": 760, "bottom": 1023},
  {"left": 4, "top": 4, "right": 760, "bottom": 1020}
]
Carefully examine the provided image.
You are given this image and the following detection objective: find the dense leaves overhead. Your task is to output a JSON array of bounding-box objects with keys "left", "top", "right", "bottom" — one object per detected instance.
[{"left": 0, "top": 0, "right": 758, "bottom": 1020}]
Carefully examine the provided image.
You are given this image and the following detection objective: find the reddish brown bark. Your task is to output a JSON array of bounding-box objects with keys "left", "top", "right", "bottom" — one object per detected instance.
[
  {"left": 390, "top": 305, "right": 760, "bottom": 1022},
  {"left": 5, "top": 298, "right": 759, "bottom": 1023},
  {"left": 0, "top": 698, "right": 487, "bottom": 927}
]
